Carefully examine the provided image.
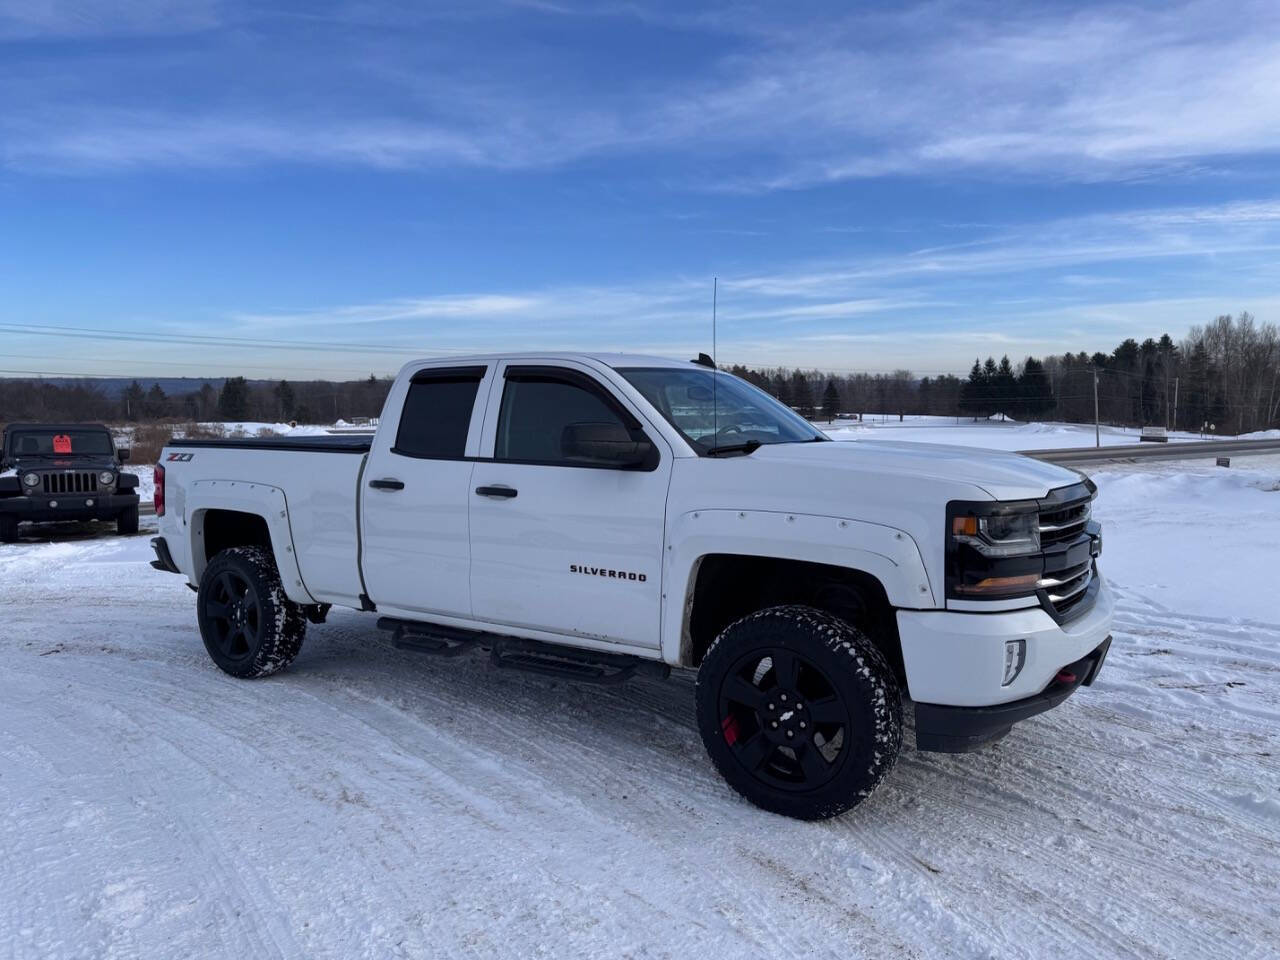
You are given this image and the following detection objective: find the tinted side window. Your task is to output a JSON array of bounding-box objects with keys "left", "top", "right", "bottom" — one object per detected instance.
[
  {"left": 496, "top": 376, "right": 626, "bottom": 462},
  {"left": 394, "top": 374, "right": 483, "bottom": 458}
]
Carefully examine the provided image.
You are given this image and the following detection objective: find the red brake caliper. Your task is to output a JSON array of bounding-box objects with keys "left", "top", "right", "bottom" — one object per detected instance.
[{"left": 721, "top": 712, "right": 740, "bottom": 746}]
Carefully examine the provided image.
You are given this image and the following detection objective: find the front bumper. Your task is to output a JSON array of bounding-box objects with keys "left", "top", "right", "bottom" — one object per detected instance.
[
  {"left": 915, "top": 636, "right": 1111, "bottom": 752},
  {"left": 896, "top": 572, "right": 1115, "bottom": 707},
  {"left": 0, "top": 492, "right": 138, "bottom": 523}
]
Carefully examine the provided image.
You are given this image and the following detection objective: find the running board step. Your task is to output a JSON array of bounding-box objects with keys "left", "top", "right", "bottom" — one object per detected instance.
[
  {"left": 376, "top": 617, "right": 490, "bottom": 658},
  {"left": 375, "top": 617, "right": 669, "bottom": 684},
  {"left": 490, "top": 637, "right": 669, "bottom": 685}
]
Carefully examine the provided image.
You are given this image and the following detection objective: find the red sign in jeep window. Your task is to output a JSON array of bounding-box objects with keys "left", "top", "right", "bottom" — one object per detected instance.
[{"left": 52, "top": 434, "right": 73, "bottom": 454}]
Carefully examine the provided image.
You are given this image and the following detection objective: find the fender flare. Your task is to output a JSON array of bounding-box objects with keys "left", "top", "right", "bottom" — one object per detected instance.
[
  {"left": 185, "top": 479, "right": 316, "bottom": 605},
  {"left": 661, "top": 508, "right": 935, "bottom": 665}
]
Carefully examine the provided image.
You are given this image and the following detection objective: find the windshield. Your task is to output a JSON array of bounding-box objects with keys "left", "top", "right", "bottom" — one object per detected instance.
[
  {"left": 617, "top": 367, "right": 824, "bottom": 453},
  {"left": 8, "top": 430, "right": 114, "bottom": 457}
]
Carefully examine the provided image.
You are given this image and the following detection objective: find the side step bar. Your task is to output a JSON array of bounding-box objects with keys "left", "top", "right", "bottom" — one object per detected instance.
[
  {"left": 377, "top": 617, "right": 490, "bottom": 658},
  {"left": 375, "top": 617, "right": 670, "bottom": 685}
]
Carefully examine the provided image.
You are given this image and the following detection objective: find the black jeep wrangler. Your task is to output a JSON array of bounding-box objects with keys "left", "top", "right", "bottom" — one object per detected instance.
[{"left": 0, "top": 423, "right": 140, "bottom": 543}]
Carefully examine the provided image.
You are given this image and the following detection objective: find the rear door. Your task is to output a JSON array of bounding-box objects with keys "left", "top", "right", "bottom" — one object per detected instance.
[
  {"left": 360, "top": 364, "right": 491, "bottom": 618},
  {"left": 468, "top": 362, "right": 672, "bottom": 648}
]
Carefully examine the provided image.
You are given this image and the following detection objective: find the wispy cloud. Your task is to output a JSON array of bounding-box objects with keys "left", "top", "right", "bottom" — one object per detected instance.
[
  {"left": 0, "top": 0, "right": 221, "bottom": 39},
  {"left": 106, "top": 197, "right": 1270, "bottom": 376},
  {"left": 3, "top": 1, "right": 1278, "bottom": 186}
]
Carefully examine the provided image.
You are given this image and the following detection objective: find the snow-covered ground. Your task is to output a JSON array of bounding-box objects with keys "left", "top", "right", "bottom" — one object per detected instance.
[
  {"left": 822, "top": 414, "right": 1279, "bottom": 451},
  {"left": 2, "top": 462, "right": 1278, "bottom": 958}
]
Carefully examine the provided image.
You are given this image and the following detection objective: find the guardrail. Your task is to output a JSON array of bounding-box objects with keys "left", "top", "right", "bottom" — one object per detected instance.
[{"left": 1023, "top": 437, "right": 1280, "bottom": 465}]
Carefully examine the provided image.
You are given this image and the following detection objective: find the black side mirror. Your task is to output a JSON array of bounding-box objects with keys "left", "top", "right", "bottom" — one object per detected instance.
[
  {"left": 117, "top": 448, "right": 131, "bottom": 463},
  {"left": 561, "top": 421, "right": 654, "bottom": 468}
]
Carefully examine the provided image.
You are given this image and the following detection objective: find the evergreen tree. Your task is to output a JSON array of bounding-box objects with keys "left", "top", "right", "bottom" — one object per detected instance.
[
  {"left": 142, "top": 383, "right": 168, "bottom": 419},
  {"left": 790, "top": 370, "right": 814, "bottom": 418},
  {"left": 994, "top": 355, "right": 1017, "bottom": 418},
  {"left": 821, "top": 379, "right": 840, "bottom": 420},
  {"left": 274, "top": 380, "right": 297, "bottom": 420},
  {"left": 960, "top": 359, "right": 986, "bottom": 419},
  {"left": 217, "top": 376, "right": 250, "bottom": 421},
  {"left": 121, "top": 380, "right": 145, "bottom": 421},
  {"left": 1017, "top": 357, "right": 1055, "bottom": 419}
]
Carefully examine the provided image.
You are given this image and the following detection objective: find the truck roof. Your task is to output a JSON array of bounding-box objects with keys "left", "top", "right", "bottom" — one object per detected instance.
[
  {"left": 3, "top": 422, "right": 111, "bottom": 434},
  {"left": 400, "top": 352, "right": 702, "bottom": 372}
]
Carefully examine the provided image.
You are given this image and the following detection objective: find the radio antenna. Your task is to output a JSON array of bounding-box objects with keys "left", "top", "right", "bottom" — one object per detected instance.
[{"left": 712, "top": 276, "right": 718, "bottom": 444}]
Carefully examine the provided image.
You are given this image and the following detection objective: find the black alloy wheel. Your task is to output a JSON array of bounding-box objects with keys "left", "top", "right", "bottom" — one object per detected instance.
[
  {"left": 695, "top": 605, "right": 902, "bottom": 820},
  {"left": 204, "top": 568, "right": 263, "bottom": 664},
  {"left": 717, "top": 646, "right": 851, "bottom": 792},
  {"left": 197, "top": 546, "right": 305, "bottom": 678}
]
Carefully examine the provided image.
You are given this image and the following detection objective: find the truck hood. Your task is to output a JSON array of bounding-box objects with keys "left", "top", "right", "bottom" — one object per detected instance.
[
  {"left": 10, "top": 454, "right": 120, "bottom": 471},
  {"left": 752, "top": 438, "right": 1081, "bottom": 501}
]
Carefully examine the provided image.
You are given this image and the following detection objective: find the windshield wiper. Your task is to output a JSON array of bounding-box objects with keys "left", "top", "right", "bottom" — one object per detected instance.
[{"left": 705, "top": 440, "right": 762, "bottom": 457}]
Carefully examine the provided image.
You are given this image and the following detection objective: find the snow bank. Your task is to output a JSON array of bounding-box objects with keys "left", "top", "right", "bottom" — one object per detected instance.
[
  {"left": 820, "top": 415, "right": 1259, "bottom": 452},
  {"left": 1091, "top": 459, "right": 1280, "bottom": 622}
]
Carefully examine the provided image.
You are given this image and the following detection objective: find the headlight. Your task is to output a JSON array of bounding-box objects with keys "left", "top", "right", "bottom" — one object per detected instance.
[
  {"left": 950, "top": 501, "right": 1040, "bottom": 557},
  {"left": 946, "top": 499, "right": 1043, "bottom": 599},
  {"left": 22, "top": 473, "right": 39, "bottom": 487},
  {"left": 98, "top": 471, "right": 115, "bottom": 485}
]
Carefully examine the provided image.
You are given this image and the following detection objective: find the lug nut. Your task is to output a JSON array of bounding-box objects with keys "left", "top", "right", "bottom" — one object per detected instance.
[
  {"left": 767, "top": 702, "right": 775, "bottom": 711},
  {"left": 780, "top": 693, "right": 788, "bottom": 702},
  {"left": 799, "top": 721, "right": 807, "bottom": 729},
  {"left": 771, "top": 720, "right": 778, "bottom": 728},
  {"left": 786, "top": 730, "right": 794, "bottom": 739}
]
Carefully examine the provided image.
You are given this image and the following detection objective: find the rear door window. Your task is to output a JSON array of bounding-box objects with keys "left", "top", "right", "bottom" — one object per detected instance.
[{"left": 393, "top": 367, "right": 485, "bottom": 459}]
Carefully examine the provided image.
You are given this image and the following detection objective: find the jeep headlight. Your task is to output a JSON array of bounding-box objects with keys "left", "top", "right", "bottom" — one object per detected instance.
[
  {"left": 22, "top": 472, "right": 39, "bottom": 487},
  {"left": 98, "top": 470, "right": 115, "bottom": 486}
]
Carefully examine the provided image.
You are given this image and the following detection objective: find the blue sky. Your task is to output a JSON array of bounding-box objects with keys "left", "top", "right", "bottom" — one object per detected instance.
[{"left": 2, "top": 0, "right": 1279, "bottom": 379}]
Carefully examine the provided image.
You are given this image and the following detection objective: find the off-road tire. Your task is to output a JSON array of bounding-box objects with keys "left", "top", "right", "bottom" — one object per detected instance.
[
  {"left": 0, "top": 515, "right": 18, "bottom": 543},
  {"left": 197, "top": 546, "right": 306, "bottom": 678},
  {"left": 116, "top": 504, "right": 139, "bottom": 536},
  {"left": 695, "top": 604, "right": 903, "bottom": 820}
]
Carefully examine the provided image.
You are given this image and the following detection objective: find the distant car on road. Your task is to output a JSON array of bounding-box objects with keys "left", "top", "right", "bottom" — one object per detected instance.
[{"left": 0, "top": 423, "right": 140, "bottom": 542}]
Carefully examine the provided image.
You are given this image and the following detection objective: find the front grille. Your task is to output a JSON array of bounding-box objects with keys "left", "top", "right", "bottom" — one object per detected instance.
[
  {"left": 1038, "top": 498, "right": 1091, "bottom": 546},
  {"left": 1039, "top": 559, "right": 1093, "bottom": 616},
  {"left": 40, "top": 472, "right": 99, "bottom": 495}
]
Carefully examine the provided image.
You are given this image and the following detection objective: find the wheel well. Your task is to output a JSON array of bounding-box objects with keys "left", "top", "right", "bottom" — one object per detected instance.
[
  {"left": 686, "top": 554, "right": 903, "bottom": 680},
  {"left": 200, "top": 509, "right": 272, "bottom": 565}
]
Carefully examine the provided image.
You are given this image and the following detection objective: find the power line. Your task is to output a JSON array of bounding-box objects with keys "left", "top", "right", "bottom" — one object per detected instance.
[{"left": 0, "top": 321, "right": 458, "bottom": 358}]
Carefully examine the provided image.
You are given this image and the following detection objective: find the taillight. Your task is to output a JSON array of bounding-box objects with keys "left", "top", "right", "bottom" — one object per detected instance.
[{"left": 154, "top": 464, "right": 165, "bottom": 517}]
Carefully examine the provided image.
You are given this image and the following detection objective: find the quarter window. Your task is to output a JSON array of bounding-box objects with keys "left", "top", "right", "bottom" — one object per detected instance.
[{"left": 393, "top": 369, "right": 484, "bottom": 459}]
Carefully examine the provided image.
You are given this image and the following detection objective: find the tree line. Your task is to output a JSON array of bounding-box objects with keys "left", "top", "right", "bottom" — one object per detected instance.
[
  {"left": 0, "top": 375, "right": 394, "bottom": 427},
  {"left": 1, "top": 312, "right": 1276, "bottom": 435},
  {"left": 729, "top": 312, "right": 1278, "bottom": 434}
]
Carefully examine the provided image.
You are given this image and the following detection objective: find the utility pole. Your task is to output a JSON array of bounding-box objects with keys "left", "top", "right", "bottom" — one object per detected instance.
[
  {"left": 1172, "top": 377, "right": 1179, "bottom": 433},
  {"left": 1093, "top": 366, "right": 1100, "bottom": 447}
]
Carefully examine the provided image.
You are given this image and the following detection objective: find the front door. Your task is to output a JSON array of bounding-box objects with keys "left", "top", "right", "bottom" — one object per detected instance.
[{"left": 468, "top": 363, "right": 671, "bottom": 649}]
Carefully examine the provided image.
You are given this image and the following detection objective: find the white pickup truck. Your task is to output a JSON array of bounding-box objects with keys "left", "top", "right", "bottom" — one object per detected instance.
[{"left": 152, "top": 353, "right": 1113, "bottom": 819}]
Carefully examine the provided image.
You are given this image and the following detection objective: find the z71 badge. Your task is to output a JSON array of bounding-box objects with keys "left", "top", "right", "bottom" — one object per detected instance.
[{"left": 166, "top": 452, "right": 195, "bottom": 462}]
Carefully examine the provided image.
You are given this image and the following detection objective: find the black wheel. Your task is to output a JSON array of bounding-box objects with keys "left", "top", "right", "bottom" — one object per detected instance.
[
  {"left": 197, "top": 546, "right": 305, "bottom": 678},
  {"left": 695, "top": 605, "right": 902, "bottom": 820},
  {"left": 0, "top": 515, "right": 17, "bottom": 543},
  {"left": 116, "top": 504, "right": 139, "bottom": 535}
]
